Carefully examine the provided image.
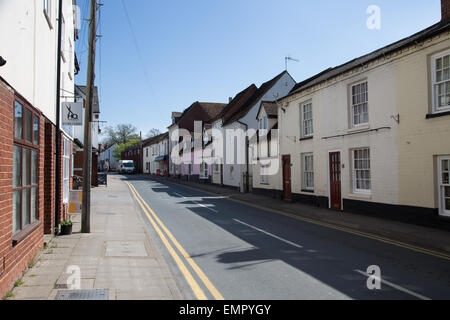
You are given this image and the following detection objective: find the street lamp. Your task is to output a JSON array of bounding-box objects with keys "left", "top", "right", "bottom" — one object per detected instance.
[{"left": 0, "top": 56, "right": 6, "bottom": 67}]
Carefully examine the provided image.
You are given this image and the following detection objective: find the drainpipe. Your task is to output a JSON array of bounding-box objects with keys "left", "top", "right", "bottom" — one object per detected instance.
[
  {"left": 238, "top": 120, "right": 249, "bottom": 193},
  {"left": 54, "top": 0, "right": 63, "bottom": 233}
]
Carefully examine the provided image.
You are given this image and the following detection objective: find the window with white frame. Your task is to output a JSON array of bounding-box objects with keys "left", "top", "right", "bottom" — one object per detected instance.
[
  {"left": 200, "top": 163, "right": 208, "bottom": 179},
  {"left": 260, "top": 165, "right": 269, "bottom": 185},
  {"left": 63, "top": 137, "right": 71, "bottom": 204},
  {"left": 353, "top": 148, "right": 371, "bottom": 193},
  {"left": 351, "top": 82, "right": 369, "bottom": 127},
  {"left": 432, "top": 51, "right": 450, "bottom": 112},
  {"left": 302, "top": 153, "right": 314, "bottom": 191},
  {"left": 301, "top": 101, "right": 313, "bottom": 137},
  {"left": 61, "top": 15, "right": 66, "bottom": 62},
  {"left": 43, "top": 0, "right": 52, "bottom": 26}
]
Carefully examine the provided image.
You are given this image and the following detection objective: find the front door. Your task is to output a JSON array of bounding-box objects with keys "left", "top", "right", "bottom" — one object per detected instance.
[
  {"left": 282, "top": 155, "right": 292, "bottom": 201},
  {"left": 439, "top": 157, "right": 450, "bottom": 217},
  {"left": 329, "top": 152, "right": 342, "bottom": 210}
]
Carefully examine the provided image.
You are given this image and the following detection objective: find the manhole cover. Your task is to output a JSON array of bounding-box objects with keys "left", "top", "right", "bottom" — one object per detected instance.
[
  {"left": 105, "top": 241, "right": 148, "bottom": 257},
  {"left": 55, "top": 290, "right": 109, "bottom": 300}
]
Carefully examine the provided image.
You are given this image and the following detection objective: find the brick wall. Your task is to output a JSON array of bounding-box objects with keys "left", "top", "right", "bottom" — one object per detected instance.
[
  {"left": 0, "top": 79, "right": 44, "bottom": 298},
  {"left": 443, "top": 0, "right": 450, "bottom": 21}
]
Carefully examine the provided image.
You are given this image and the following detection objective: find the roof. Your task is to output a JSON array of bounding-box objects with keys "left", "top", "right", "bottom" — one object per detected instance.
[
  {"left": 142, "top": 132, "right": 169, "bottom": 147},
  {"left": 174, "top": 101, "right": 227, "bottom": 132},
  {"left": 217, "top": 84, "right": 258, "bottom": 124},
  {"left": 257, "top": 101, "right": 278, "bottom": 119},
  {"left": 286, "top": 19, "right": 450, "bottom": 98},
  {"left": 75, "top": 85, "right": 100, "bottom": 114},
  {"left": 223, "top": 71, "right": 289, "bottom": 125}
]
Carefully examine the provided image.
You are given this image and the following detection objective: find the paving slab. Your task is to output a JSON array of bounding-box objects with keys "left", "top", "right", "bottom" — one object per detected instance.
[{"left": 8, "top": 175, "right": 185, "bottom": 300}]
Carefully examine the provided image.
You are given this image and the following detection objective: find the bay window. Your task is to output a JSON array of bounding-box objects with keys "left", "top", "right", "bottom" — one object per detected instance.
[{"left": 13, "top": 99, "right": 40, "bottom": 234}]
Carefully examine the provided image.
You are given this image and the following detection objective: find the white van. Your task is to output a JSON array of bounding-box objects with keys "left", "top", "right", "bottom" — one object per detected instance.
[{"left": 118, "top": 160, "right": 135, "bottom": 174}]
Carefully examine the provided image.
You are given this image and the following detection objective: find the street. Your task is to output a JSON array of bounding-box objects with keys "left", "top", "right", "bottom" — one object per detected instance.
[{"left": 124, "top": 175, "right": 450, "bottom": 300}]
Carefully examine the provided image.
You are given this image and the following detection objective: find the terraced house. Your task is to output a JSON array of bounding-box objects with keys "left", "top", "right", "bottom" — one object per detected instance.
[
  {"left": 0, "top": 0, "right": 78, "bottom": 297},
  {"left": 275, "top": 0, "right": 450, "bottom": 228}
]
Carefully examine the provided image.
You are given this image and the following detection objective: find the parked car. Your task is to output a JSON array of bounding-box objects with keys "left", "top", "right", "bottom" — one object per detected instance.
[{"left": 118, "top": 160, "right": 135, "bottom": 174}]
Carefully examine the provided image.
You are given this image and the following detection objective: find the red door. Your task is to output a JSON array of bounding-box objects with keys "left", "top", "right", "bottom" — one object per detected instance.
[
  {"left": 282, "top": 155, "right": 292, "bottom": 201},
  {"left": 329, "top": 152, "right": 342, "bottom": 210}
]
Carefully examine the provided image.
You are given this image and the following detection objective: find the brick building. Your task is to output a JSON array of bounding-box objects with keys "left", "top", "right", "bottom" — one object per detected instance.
[{"left": 0, "top": 1, "right": 77, "bottom": 297}]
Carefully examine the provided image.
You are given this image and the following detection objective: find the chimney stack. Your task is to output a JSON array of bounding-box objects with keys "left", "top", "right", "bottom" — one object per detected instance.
[
  {"left": 229, "top": 97, "right": 233, "bottom": 103},
  {"left": 442, "top": 0, "right": 450, "bottom": 21}
]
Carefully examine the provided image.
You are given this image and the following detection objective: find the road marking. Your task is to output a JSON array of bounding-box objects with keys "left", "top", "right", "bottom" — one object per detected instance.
[
  {"left": 228, "top": 199, "right": 450, "bottom": 261},
  {"left": 233, "top": 219, "right": 304, "bottom": 249},
  {"left": 174, "top": 192, "right": 219, "bottom": 213},
  {"left": 154, "top": 182, "right": 450, "bottom": 261},
  {"left": 354, "top": 270, "right": 432, "bottom": 300},
  {"left": 127, "top": 182, "right": 224, "bottom": 300},
  {"left": 150, "top": 179, "right": 450, "bottom": 261},
  {"left": 124, "top": 181, "right": 207, "bottom": 300}
]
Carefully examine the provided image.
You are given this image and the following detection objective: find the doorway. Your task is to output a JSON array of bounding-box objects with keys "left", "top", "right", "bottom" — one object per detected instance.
[
  {"left": 329, "top": 152, "right": 342, "bottom": 211},
  {"left": 282, "top": 155, "right": 292, "bottom": 201},
  {"left": 438, "top": 156, "right": 450, "bottom": 217}
]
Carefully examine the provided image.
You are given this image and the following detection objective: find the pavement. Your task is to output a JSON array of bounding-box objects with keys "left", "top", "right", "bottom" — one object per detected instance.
[
  {"left": 127, "top": 175, "right": 450, "bottom": 300},
  {"left": 148, "top": 175, "right": 450, "bottom": 255},
  {"left": 7, "top": 175, "right": 184, "bottom": 300}
]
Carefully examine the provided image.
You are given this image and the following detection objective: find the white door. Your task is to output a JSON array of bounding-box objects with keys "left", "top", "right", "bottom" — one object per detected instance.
[{"left": 439, "top": 157, "right": 450, "bottom": 217}]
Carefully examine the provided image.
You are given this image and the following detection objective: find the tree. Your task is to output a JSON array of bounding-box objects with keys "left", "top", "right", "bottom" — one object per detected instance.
[
  {"left": 102, "top": 124, "right": 139, "bottom": 146},
  {"left": 113, "top": 138, "right": 141, "bottom": 160},
  {"left": 145, "top": 128, "right": 161, "bottom": 139}
]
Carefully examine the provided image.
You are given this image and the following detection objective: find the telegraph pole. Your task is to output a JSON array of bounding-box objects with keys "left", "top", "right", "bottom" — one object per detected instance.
[
  {"left": 55, "top": 0, "right": 63, "bottom": 234},
  {"left": 81, "top": 0, "right": 98, "bottom": 233}
]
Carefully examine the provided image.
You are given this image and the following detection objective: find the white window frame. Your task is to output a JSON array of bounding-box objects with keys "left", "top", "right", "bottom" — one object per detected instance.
[
  {"left": 43, "top": 0, "right": 53, "bottom": 29},
  {"left": 350, "top": 81, "right": 369, "bottom": 127},
  {"left": 260, "top": 165, "right": 269, "bottom": 185},
  {"left": 61, "top": 15, "right": 66, "bottom": 62},
  {"left": 301, "top": 101, "right": 313, "bottom": 138},
  {"left": 352, "top": 148, "right": 371, "bottom": 194},
  {"left": 302, "top": 153, "right": 314, "bottom": 191},
  {"left": 431, "top": 50, "right": 450, "bottom": 114},
  {"left": 438, "top": 156, "right": 450, "bottom": 217}
]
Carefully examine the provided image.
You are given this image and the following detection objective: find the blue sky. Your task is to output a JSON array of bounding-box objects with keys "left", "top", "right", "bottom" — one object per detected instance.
[{"left": 75, "top": 0, "right": 441, "bottom": 137}]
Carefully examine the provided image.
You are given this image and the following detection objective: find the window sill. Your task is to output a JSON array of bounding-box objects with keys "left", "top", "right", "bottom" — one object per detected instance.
[
  {"left": 299, "top": 136, "right": 313, "bottom": 142},
  {"left": 426, "top": 110, "right": 450, "bottom": 119},
  {"left": 347, "top": 125, "right": 370, "bottom": 134},
  {"left": 12, "top": 221, "right": 42, "bottom": 247},
  {"left": 347, "top": 192, "right": 372, "bottom": 200},
  {"left": 301, "top": 189, "right": 315, "bottom": 194}
]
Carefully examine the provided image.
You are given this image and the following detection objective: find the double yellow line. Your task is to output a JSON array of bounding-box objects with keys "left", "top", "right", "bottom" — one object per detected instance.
[
  {"left": 170, "top": 183, "right": 450, "bottom": 261},
  {"left": 125, "top": 181, "right": 224, "bottom": 300}
]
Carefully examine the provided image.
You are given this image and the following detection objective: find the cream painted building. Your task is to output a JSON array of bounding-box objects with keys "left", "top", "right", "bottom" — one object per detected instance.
[
  {"left": 143, "top": 133, "right": 169, "bottom": 175},
  {"left": 274, "top": 5, "right": 450, "bottom": 226},
  {"left": 396, "top": 24, "right": 450, "bottom": 218}
]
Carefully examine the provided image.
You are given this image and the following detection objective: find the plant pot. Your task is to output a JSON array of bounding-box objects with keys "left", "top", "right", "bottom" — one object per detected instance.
[{"left": 60, "top": 224, "right": 73, "bottom": 236}]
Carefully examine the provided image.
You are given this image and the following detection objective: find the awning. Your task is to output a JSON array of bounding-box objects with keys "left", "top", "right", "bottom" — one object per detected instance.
[{"left": 155, "top": 155, "right": 168, "bottom": 162}]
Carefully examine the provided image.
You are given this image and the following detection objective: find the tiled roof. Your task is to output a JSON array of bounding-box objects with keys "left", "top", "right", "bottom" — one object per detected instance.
[
  {"left": 287, "top": 19, "right": 450, "bottom": 98},
  {"left": 175, "top": 101, "right": 227, "bottom": 132},
  {"left": 223, "top": 71, "right": 288, "bottom": 125},
  {"left": 258, "top": 101, "right": 278, "bottom": 118}
]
